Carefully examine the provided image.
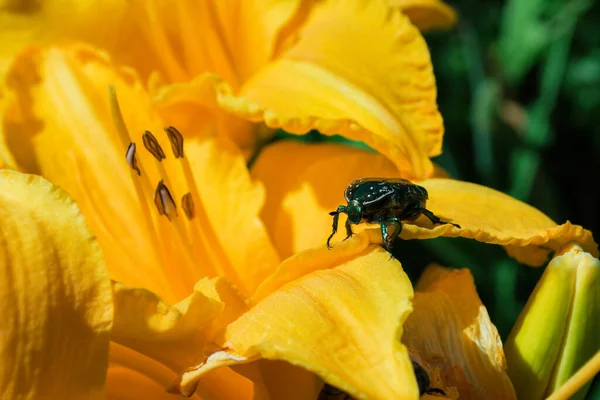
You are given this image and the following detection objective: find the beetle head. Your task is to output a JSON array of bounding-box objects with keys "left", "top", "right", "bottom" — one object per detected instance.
[{"left": 347, "top": 199, "right": 362, "bottom": 224}]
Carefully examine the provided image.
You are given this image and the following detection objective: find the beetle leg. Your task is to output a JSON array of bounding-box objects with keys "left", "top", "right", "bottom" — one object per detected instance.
[
  {"left": 343, "top": 217, "right": 353, "bottom": 241},
  {"left": 420, "top": 208, "right": 461, "bottom": 229},
  {"left": 425, "top": 388, "right": 447, "bottom": 396},
  {"left": 380, "top": 217, "right": 402, "bottom": 253},
  {"left": 327, "top": 205, "right": 346, "bottom": 249}
]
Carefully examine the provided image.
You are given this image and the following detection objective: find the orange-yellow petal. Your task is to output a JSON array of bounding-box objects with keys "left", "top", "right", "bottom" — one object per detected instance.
[
  {"left": 1, "top": 44, "right": 280, "bottom": 301},
  {"left": 0, "top": 0, "right": 128, "bottom": 76},
  {"left": 107, "top": 342, "right": 255, "bottom": 400},
  {"left": 107, "top": 343, "right": 202, "bottom": 400},
  {"left": 219, "top": 0, "right": 443, "bottom": 178},
  {"left": 251, "top": 141, "right": 400, "bottom": 258},
  {"left": 175, "top": 235, "right": 419, "bottom": 400},
  {"left": 201, "top": 0, "right": 310, "bottom": 84},
  {"left": 253, "top": 360, "right": 322, "bottom": 400},
  {"left": 184, "top": 138, "right": 281, "bottom": 294},
  {"left": 404, "top": 265, "right": 516, "bottom": 399},
  {"left": 390, "top": 0, "right": 458, "bottom": 31},
  {"left": 0, "top": 170, "right": 112, "bottom": 399},
  {"left": 110, "top": 277, "right": 259, "bottom": 399},
  {"left": 2, "top": 44, "right": 180, "bottom": 300},
  {"left": 402, "top": 179, "right": 598, "bottom": 266},
  {"left": 111, "top": 277, "right": 247, "bottom": 373},
  {"left": 125, "top": 0, "right": 311, "bottom": 86}
]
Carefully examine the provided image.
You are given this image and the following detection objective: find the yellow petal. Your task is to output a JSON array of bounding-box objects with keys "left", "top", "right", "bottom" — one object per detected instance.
[
  {"left": 401, "top": 179, "right": 599, "bottom": 266},
  {"left": 110, "top": 277, "right": 259, "bottom": 399},
  {"left": 111, "top": 277, "right": 247, "bottom": 373},
  {"left": 200, "top": 0, "right": 310, "bottom": 84},
  {"left": 125, "top": 0, "right": 310, "bottom": 85},
  {"left": 107, "top": 342, "right": 253, "bottom": 400},
  {"left": 0, "top": 170, "right": 112, "bottom": 399},
  {"left": 2, "top": 44, "right": 180, "bottom": 300},
  {"left": 0, "top": 0, "right": 128, "bottom": 76},
  {"left": 184, "top": 138, "right": 281, "bottom": 294},
  {"left": 390, "top": 0, "right": 458, "bottom": 31},
  {"left": 107, "top": 343, "right": 201, "bottom": 400},
  {"left": 403, "top": 265, "right": 516, "bottom": 399},
  {"left": 254, "top": 360, "right": 322, "bottom": 400},
  {"left": 251, "top": 140, "right": 400, "bottom": 258},
  {"left": 2, "top": 44, "right": 280, "bottom": 300},
  {"left": 175, "top": 238, "right": 419, "bottom": 400},
  {"left": 151, "top": 79, "right": 259, "bottom": 159},
  {"left": 220, "top": 0, "right": 443, "bottom": 178}
]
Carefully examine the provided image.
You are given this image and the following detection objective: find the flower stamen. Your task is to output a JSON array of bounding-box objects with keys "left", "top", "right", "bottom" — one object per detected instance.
[
  {"left": 165, "top": 126, "right": 184, "bottom": 158},
  {"left": 142, "top": 130, "right": 166, "bottom": 161},
  {"left": 164, "top": 127, "right": 242, "bottom": 284},
  {"left": 182, "top": 193, "right": 194, "bottom": 220},
  {"left": 125, "top": 142, "right": 141, "bottom": 176},
  {"left": 154, "top": 180, "right": 178, "bottom": 221}
]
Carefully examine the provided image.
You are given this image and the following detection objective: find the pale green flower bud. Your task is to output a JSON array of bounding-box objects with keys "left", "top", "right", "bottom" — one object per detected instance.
[{"left": 505, "top": 243, "right": 600, "bottom": 400}]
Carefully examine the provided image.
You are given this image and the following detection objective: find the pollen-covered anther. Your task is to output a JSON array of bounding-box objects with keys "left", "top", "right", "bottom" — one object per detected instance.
[
  {"left": 165, "top": 126, "right": 184, "bottom": 158},
  {"left": 182, "top": 193, "right": 194, "bottom": 220},
  {"left": 125, "top": 142, "right": 141, "bottom": 176},
  {"left": 154, "top": 180, "right": 178, "bottom": 220},
  {"left": 143, "top": 130, "right": 166, "bottom": 161}
]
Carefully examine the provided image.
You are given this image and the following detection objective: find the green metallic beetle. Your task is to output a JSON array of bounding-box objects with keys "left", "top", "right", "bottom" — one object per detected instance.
[{"left": 327, "top": 178, "right": 460, "bottom": 252}]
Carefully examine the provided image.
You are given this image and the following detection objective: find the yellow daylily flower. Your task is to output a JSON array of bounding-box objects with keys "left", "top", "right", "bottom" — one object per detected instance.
[
  {"left": 0, "top": 3, "right": 597, "bottom": 400},
  {"left": 0, "top": 43, "right": 424, "bottom": 399},
  {"left": 1, "top": 0, "right": 456, "bottom": 178},
  {"left": 0, "top": 41, "right": 518, "bottom": 399},
  {"left": 0, "top": 169, "right": 113, "bottom": 399}
]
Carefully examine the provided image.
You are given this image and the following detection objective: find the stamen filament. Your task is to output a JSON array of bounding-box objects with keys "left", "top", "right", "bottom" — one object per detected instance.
[
  {"left": 546, "top": 350, "right": 600, "bottom": 400},
  {"left": 109, "top": 87, "right": 177, "bottom": 291},
  {"left": 109, "top": 85, "right": 134, "bottom": 149},
  {"left": 162, "top": 127, "right": 235, "bottom": 280},
  {"left": 178, "top": 150, "right": 240, "bottom": 283},
  {"left": 153, "top": 181, "right": 201, "bottom": 281}
]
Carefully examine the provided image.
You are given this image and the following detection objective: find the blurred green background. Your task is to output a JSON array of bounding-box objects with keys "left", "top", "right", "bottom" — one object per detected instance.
[
  {"left": 424, "top": 0, "right": 598, "bottom": 338},
  {"left": 277, "top": 0, "right": 600, "bottom": 396}
]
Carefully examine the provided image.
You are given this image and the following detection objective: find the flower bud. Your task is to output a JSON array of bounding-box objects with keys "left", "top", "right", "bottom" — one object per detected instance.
[{"left": 505, "top": 243, "right": 600, "bottom": 400}]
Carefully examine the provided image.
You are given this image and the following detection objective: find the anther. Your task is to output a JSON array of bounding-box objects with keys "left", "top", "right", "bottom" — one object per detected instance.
[
  {"left": 164, "top": 126, "right": 184, "bottom": 158},
  {"left": 143, "top": 130, "right": 166, "bottom": 161},
  {"left": 181, "top": 193, "right": 194, "bottom": 220},
  {"left": 125, "top": 142, "right": 141, "bottom": 176},
  {"left": 154, "top": 180, "right": 178, "bottom": 220}
]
